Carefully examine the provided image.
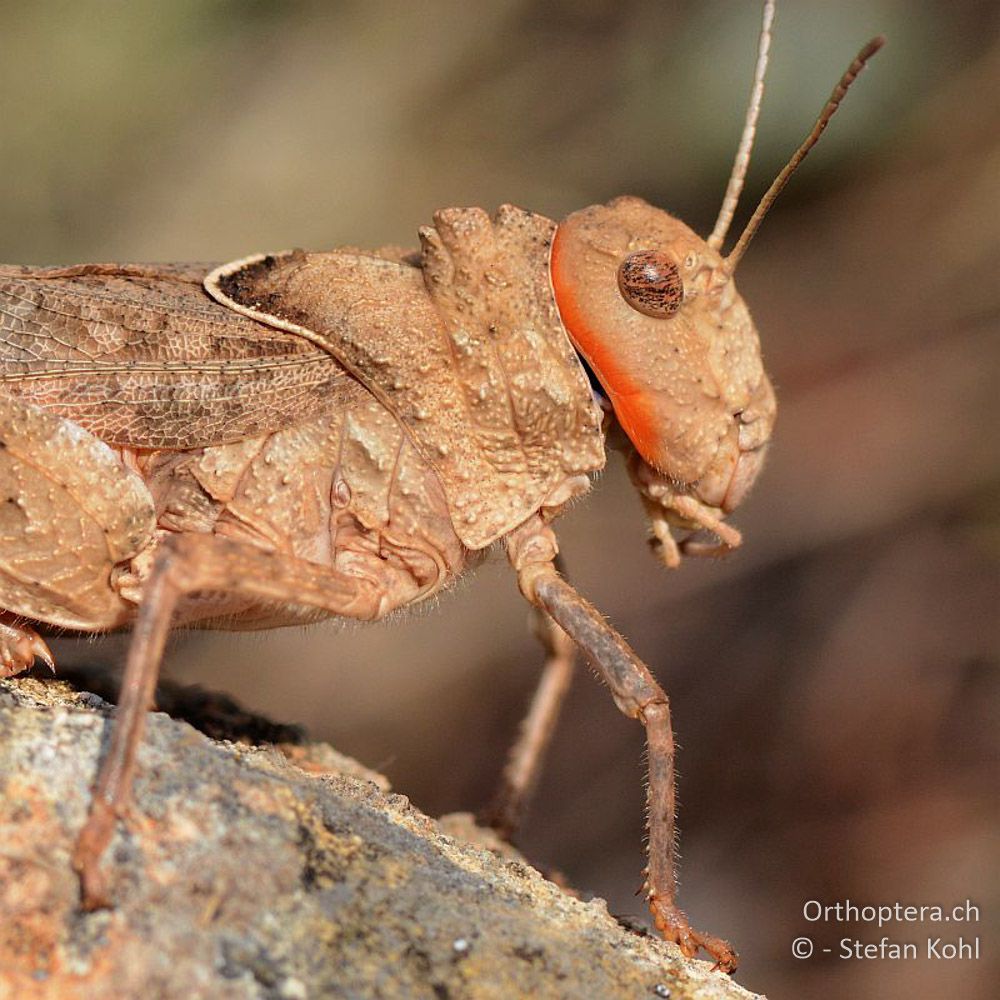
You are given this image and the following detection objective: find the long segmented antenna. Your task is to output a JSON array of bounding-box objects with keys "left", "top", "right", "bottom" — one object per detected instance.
[
  {"left": 707, "top": 0, "right": 775, "bottom": 251},
  {"left": 726, "top": 34, "right": 886, "bottom": 270}
]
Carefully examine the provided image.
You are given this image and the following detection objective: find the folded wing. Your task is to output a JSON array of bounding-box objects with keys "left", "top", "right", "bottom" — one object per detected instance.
[{"left": 0, "top": 263, "right": 352, "bottom": 450}]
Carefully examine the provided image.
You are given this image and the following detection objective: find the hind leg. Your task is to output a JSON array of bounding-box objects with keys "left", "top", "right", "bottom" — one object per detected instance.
[
  {"left": 0, "top": 393, "right": 156, "bottom": 642},
  {"left": 73, "top": 530, "right": 389, "bottom": 908},
  {"left": 0, "top": 611, "right": 54, "bottom": 677}
]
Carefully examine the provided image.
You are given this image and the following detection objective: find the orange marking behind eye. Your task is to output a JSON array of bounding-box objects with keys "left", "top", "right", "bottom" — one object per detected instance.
[{"left": 550, "top": 226, "right": 665, "bottom": 467}]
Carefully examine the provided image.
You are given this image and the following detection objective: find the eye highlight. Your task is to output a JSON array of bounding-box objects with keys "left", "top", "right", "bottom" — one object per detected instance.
[{"left": 617, "top": 250, "right": 684, "bottom": 318}]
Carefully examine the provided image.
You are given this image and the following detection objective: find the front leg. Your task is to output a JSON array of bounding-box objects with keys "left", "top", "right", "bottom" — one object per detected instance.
[
  {"left": 73, "top": 531, "right": 384, "bottom": 909},
  {"left": 506, "top": 518, "right": 738, "bottom": 973}
]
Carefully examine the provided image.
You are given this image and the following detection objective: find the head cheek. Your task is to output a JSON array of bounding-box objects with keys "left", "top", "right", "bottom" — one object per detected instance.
[
  {"left": 609, "top": 390, "right": 675, "bottom": 472},
  {"left": 551, "top": 223, "right": 713, "bottom": 479}
]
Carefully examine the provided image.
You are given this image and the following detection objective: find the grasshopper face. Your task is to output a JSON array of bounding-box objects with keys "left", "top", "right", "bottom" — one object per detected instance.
[
  {"left": 552, "top": 195, "right": 776, "bottom": 561},
  {"left": 549, "top": 18, "right": 882, "bottom": 564}
]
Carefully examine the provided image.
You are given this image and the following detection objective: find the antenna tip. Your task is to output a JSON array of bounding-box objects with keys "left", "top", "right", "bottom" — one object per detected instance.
[
  {"left": 723, "top": 30, "right": 887, "bottom": 270},
  {"left": 864, "top": 35, "right": 887, "bottom": 58}
]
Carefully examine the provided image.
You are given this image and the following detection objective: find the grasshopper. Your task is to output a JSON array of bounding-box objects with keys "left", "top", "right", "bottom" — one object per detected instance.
[{"left": 0, "top": 1, "right": 881, "bottom": 972}]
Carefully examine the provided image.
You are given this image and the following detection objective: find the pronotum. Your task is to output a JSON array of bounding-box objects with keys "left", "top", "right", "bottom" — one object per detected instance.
[{"left": 0, "top": 1, "right": 881, "bottom": 971}]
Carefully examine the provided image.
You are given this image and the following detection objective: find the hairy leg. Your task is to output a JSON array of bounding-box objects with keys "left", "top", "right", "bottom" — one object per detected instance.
[
  {"left": 506, "top": 519, "right": 737, "bottom": 973},
  {"left": 73, "top": 531, "right": 383, "bottom": 908},
  {"left": 480, "top": 596, "right": 576, "bottom": 840}
]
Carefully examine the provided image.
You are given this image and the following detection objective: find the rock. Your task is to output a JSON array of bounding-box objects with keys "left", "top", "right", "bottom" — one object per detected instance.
[{"left": 0, "top": 675, "right": 764, "bottom": 1000}]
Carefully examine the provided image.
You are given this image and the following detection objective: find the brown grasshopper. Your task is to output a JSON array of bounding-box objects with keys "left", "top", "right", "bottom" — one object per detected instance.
[{"left": 0, "top": 1, "right": 881, "bottom": 972}]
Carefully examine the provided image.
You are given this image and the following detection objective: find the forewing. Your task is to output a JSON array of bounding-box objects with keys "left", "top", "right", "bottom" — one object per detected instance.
[{"left": 0, "top": 263, "right": 352, "bottom": 449}]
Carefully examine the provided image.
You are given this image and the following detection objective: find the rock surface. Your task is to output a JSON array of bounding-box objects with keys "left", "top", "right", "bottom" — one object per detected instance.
[{"left": 0, "top": 676, "right": 763, "bottom": 1000}]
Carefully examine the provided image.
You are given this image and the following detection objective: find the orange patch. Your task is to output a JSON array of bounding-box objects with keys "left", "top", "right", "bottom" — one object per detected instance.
[{"left": 550, "top": 227, "right": 663, "bottom": 466}]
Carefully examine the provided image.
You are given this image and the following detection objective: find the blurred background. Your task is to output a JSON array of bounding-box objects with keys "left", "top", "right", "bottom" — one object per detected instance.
[{"left": 2, "top": 1, "right": 997, "bottom": 996}]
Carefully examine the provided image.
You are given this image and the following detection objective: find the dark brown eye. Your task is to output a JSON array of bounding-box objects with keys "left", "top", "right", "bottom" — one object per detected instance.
[{"left": 617, "top": 250, "right": 683, "bottom": 318}]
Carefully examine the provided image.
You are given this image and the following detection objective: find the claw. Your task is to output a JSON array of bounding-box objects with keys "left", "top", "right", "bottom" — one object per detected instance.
[
  {"left": 0, "top": 617, "right": 56, "bottom": 677},
  {"left": 72, "top": 796, "right": 117, "bottom": 911},
  {"left": 650, "top": 895, "right": 739, "bottom": 974},
  {"left": 27, "top": 632, "right": 56, "bottom": 672}
]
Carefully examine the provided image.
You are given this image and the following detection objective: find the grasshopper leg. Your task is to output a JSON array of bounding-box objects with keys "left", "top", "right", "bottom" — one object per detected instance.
[
  {"left": 507, "top": 519, "right": 738, "bottom": 973},
  {"left": 73, "top": 531, "right": 384, "bottom": 910},
  {"left": 480, "top": 587, "right": 577, "bottom": 840},
  {"left": 0, "top": 612, "right": 55, "bottom": 677}
]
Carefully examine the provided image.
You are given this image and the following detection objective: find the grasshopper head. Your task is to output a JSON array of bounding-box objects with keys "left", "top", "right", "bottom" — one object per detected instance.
[
  {"left": 552, "top": 196, "right": 773, "bottom": 564},
  {"left": 551, "top": 15, "right": 882, "bottom": 566}
]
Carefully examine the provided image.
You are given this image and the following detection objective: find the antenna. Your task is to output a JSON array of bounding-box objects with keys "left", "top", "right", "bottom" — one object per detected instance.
[
  {"left": 726, "top": 35, "right": 886, "bottom": 270},
  {"left": 707, "top": 0, "right": 776, "bottom": 252}
]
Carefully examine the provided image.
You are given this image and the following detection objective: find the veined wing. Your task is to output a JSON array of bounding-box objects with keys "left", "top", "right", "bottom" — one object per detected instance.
[{"left": 0, "top": 262, "right": 354, "bottom": 450}]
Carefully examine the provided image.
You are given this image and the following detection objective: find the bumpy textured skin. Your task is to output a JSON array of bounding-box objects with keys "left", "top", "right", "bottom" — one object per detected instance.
[
  {"left": 205, "top": 205, "right": 605, "bottom": 550},
  {"left": 146, "top": 389, "right": 468, "bottom": 630},
  {"left": 0, "top": 267, "right": 467, "bottom": 637},
  {"left": 0, "top": 202, "right": 772, "bottom": 972},
  {"left": 552, "top": 196, "right": 775, "bottom": 515},
  {"left": 0, "top": 198, "right": 774, "bottom": 636},
  {"left": 0, "top": 208, "right": 603, "bottom": 637}
]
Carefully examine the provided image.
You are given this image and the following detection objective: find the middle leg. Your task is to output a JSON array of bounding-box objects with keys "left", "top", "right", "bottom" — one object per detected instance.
[{"left": 480, "top": 583, "right": 577, "bottom": 840}]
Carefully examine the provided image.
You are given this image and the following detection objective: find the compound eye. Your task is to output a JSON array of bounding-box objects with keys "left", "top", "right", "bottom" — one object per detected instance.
[{"left": 617, "top": 250, "right": 684, "bottom": 318}]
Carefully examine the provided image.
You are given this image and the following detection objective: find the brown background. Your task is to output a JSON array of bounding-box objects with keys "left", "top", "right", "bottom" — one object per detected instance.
[{"left": 1, "top": 2, "right": 997, "bottom": 997}]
